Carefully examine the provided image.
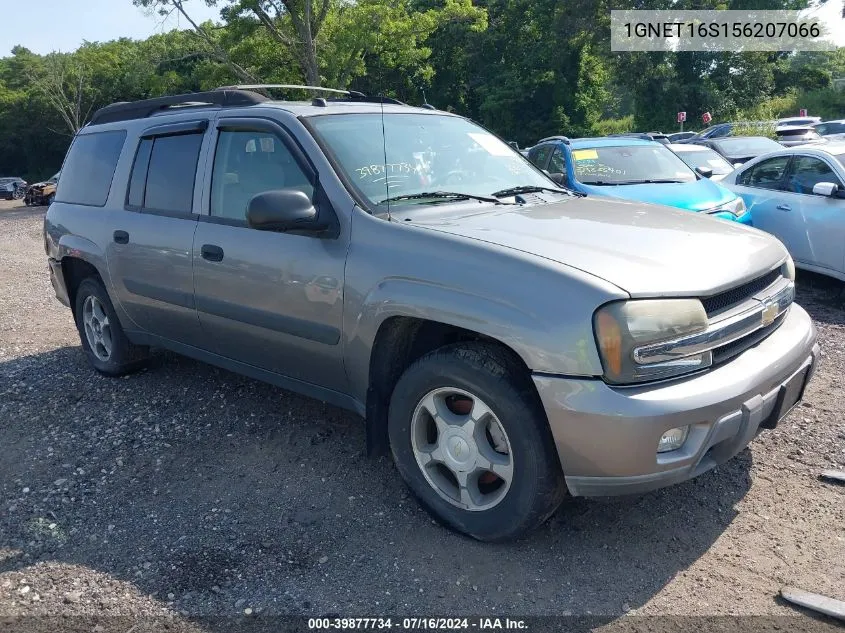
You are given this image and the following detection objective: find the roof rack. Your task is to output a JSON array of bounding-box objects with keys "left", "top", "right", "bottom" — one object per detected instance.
[
  {"left": 608, "top": 133, "right": 656, "bottom": 141},
  {"left": 88, "top": 84, "right": 410, "bottom": 126},
  {"left": 88, "top": 89, "right": 268, "bottom": 126},
  {"left": 537, "top": 135, "right": 571, "bottom": 145},
  {"left": 218, "top": 84, "right": 366, "bottom": 98}
]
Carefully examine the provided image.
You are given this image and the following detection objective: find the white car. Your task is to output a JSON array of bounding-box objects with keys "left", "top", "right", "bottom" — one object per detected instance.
[
  {"left": 814, "top": 120, "right": 845, "bottom": 142},
  {"left": 667, "top": 143, "right": 735, "bottom": 181},
  {"left": 721, "top": 142, "right": 845, "bottom": 281},
  {"left": 776, "top": 116, "right": 821, "bottom": 128}
]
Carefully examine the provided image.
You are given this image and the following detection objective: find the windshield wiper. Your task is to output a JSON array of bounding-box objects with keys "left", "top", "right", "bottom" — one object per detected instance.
[
  {"left": 491, "top": 185, "right": 584, "bottom": 198},
  {"left": 378, "top": 191, "right": 509, "bottom": 205}
]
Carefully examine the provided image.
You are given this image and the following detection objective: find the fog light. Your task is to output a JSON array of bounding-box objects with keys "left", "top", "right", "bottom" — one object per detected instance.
[{"left": 657, "top": 426, "right": 689, "bottom": 453}]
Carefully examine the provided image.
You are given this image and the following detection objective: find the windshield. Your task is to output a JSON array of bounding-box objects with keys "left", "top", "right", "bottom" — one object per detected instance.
[
  {"left": 712, "top": 137, "right": 781, "bottom": 155},
  {"left": 675, "top": 148, "right": 734, "bottom": 175},
  {"left": 0, "top": 178, "right": 15, "bottom": 184},
  {"left": 570, "top": 144, "right": 696, "bottom": 185},
  {"left": 816, "top": 122, "right": 845, "bottom": 135},
  {"left": 308, "top": 113, "right": 550, "bottom": 207}
]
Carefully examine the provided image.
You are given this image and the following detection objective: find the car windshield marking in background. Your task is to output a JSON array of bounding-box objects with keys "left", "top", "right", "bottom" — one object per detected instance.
[
  {"left": 308, "top": 113, "right": 552, "bottom": 208},
  {"left": 572, "top": 145, "right": 696, "bottom": 185},
  {"left": 677, "top": 149, "right": 733, "bottom": 175}
]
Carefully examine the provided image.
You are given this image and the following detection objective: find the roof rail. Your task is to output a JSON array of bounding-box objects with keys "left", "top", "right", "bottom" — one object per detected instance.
[
  {"left": 537, "top": 135, "right": 571, "bottom": 145},
  {"left": 327, "top": 95, "right": 407, "bottom": 106},
  {"left": 608, "top": 133, "right": 655, "bottom": 141},
  {"left": 218, "top": 84, "right": 366, "bottom": 98},
  {"left": 88, "top": 89, "right": 268, "bottom": 126}
]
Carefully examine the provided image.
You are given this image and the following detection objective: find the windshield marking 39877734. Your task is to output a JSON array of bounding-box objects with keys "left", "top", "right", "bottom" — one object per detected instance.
[{"left": 309, "top": 113, "right": 556, "bottom": 208}]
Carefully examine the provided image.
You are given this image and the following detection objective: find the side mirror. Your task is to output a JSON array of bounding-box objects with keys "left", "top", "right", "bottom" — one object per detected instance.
[
  {"left": 695, "top": 166, "right": 714, "bottom": 178},
  {"left": 812, "top": 182, "right": 839, "bottom": 197},
  {"left": 246, "top": 189, "right": 325, "bottom": 232},
  {"left": 548, "top": 172, "right": 568, "bottom": 186}
]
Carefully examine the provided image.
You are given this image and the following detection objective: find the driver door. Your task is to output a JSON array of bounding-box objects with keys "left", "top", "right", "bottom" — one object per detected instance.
[{"left": 191, "top": 117, "right": 349, "bottom": 391}]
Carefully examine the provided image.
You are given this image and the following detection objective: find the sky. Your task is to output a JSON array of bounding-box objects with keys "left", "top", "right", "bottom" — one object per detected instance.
[
  {"left": 1, "top": 0, "right": 842, "bottom": 58},
  {"left": 0, "top": 0, "right": 222, "bottom": 56}
]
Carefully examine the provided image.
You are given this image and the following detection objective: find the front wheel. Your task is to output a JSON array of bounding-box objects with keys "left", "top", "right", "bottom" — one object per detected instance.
[{"left": 388, "top": 342, "right": 566, "bottom": 542}]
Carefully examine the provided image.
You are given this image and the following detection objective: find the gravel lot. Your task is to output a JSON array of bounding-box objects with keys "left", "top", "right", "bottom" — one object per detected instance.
[{"left": 1, "top": 199, "right": 843, "bottom": 631}]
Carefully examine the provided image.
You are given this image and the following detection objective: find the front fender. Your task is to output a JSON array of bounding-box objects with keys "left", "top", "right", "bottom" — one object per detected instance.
[{"left": 343, "top": 277, "right": 608, "bottom": 404}]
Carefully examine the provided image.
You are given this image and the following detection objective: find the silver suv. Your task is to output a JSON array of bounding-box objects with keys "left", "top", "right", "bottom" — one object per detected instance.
[{"left": 44, "top": 87, "right": 819, "bottom": 541}]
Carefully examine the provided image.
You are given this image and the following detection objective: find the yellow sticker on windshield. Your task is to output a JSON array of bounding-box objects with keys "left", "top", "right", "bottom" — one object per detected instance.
[{"left": 572, "top": 149, "right": 598, "bottom": 160}]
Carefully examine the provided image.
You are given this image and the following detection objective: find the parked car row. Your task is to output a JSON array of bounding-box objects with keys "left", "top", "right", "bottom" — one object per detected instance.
[
  {"left": 524, "top": 126, "right": 845, "bottom": 282},
  {"left": 24, "top": 172, "right": 60, "bottom": 206},
  {"left": 0, "top": 176, "right": 27, "bottom": 200},
  {"left": 526, "top": 134, "right": 752, "bottom": 223}
]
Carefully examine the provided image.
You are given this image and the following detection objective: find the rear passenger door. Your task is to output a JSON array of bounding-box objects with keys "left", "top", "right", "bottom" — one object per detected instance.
[
  {"left": 106, "top": 119, "right": 209, "bottom": 347},
  {"left": 191, "top": 117, "right": 348, "bottom": 391}
]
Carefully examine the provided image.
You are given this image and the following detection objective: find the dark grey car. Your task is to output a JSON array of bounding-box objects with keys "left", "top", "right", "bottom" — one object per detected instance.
[{"left": 44, "top": 87, "right": 819, "bottom": 541}]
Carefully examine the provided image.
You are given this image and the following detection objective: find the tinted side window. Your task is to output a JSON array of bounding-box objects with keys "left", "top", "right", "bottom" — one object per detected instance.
[
  {"left": 786, "top": 156, "right": 843, "bottom": 195},
  {"left": 737, "top": 156, "right": 790, "bottom": 190},
  {"left": 549, "top": 148, "right": 566, "bottom": 174},
  {"left": 528, "top": 145, "right": 552, "bottom": 169},
  {"left": 143, "top": 133, "right": 204, "bottom": 213},
  {"left": 56, "top": 130, "right": 126, "bottom": 206},
  {"left": 126, "top": 138, "right": 153, "bottom": 208},
  {"left": 210, "top": 130, "right": 313, "bottom": 221}
]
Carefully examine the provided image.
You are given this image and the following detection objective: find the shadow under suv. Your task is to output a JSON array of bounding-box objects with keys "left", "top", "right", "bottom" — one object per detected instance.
[{"left": 44, "top": 86, "right": 819, "bottom": 541}]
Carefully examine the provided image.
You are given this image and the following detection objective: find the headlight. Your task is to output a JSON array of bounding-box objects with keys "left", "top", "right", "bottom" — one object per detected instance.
[
  {"left": 707, "top": 196, "right": 746, "bottom": 218},
  {"left": 782, "top": 255, "right": 795, "bottom": 281},
  {"left": 594, "top": 299, "right": 711, "bottom": 384}
]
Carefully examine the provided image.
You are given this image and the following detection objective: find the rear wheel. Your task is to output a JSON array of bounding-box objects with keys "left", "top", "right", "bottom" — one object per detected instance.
[
  {"left": 388, "top": 342, "right": 566, "bottom": 541},
  {"left": 74, "top": 278, "right": 148, "bottom": 376}
]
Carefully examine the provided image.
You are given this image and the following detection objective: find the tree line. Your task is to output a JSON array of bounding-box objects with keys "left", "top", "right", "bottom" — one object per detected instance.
[{"left": 1, "top": 0, "right": 843, "bottom": 181}]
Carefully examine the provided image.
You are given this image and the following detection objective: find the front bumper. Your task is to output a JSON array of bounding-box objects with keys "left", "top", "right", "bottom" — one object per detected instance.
[{"left": 533, "top": 304, "right": 818, "bottom": 497}]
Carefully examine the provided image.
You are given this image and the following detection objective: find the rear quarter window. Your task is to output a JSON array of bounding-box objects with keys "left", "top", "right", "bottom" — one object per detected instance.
[{"left": 56, "top": 130, "right": 127, "bottom": 207}]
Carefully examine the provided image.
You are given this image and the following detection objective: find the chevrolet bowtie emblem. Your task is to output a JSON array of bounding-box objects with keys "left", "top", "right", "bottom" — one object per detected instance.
[{"left": 761, "top": 301, "right": 779, "bottom": 327}]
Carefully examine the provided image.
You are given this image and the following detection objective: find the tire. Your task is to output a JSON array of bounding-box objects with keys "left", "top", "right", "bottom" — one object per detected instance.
[
  {"left": 388, "top": 342, "right": 566, "bottom": 542},
  {"left": 73, "top": 277, "right": 149, "bottom": 376}
]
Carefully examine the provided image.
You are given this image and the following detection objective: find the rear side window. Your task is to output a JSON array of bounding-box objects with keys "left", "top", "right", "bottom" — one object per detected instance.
[
  {"left": 56, "top": 130, "right": 126, "bottom": 206},
  {"left": 128, "top": 133, "right": 204, "bottom": 213}
]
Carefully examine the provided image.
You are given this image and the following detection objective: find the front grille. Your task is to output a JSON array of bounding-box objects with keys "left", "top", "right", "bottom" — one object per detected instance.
[
  {"left": 712, "top": 312, "right": 787, "bottom": 365},
  {"left": 702, "top": 268, "right": 781, "bottom": 317}
]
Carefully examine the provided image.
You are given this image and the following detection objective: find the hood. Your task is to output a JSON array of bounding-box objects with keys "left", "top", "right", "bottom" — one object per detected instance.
[
  {"left": 411, "top": 197, "right": 786, "bottom": 297},
  {"left": 578, "top": 177, "right": 735, "bottom": 212}
]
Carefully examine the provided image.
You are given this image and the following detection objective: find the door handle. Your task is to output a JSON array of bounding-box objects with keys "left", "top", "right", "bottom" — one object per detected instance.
[
  {"left": 776, "top": 204, "right": 791, "bottom": 211},
  {"left": 113, "top": 230, "right": 129, "bottom": 244},
  {"left": 201, "top": 244, "right": 224, "bottom": 262}
]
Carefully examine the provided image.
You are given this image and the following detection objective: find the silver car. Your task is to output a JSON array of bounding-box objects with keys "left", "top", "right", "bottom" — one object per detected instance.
[
  {"left": 722, "top": 142, "right": 845, "bottom": 281},
  {"left": 44, "top": 87, "right": 818, "bottom": 541}
]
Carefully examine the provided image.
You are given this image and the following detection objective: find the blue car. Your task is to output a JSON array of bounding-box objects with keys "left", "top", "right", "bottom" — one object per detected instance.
[{"left": 527, "top": 136, "right": 752, "bottom": 224}]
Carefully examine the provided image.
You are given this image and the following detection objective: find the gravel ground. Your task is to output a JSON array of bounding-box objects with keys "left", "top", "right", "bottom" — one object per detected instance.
[{"left": 0, "top": 199, "right": 843, "bottom": 631}]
